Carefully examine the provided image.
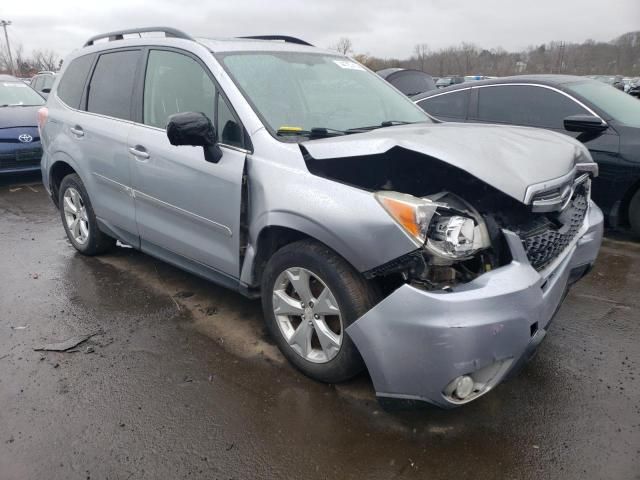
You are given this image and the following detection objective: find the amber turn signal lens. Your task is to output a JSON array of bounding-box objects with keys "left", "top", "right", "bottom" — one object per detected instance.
[{"left": 378, "top": 196, "right": 421, "bottom": 238}]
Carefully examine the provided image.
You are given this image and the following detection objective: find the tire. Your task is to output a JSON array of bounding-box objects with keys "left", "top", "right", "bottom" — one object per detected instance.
[
  {"left": 630, "top": 189, "right": 640, "bottom": 238},
  {"left": 261, "top": 239, "right": 379, "bottom": 383},
  {"left": 59, "top": 173, "right": 115, "bottom": 255}
]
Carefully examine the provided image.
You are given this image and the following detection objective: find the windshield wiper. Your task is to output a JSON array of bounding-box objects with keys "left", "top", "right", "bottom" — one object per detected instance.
[
  {"left": 345, "top": 120, "right": 416, "bottom": 133},
  {"left": 276, "top": 127, "right": 346, "bottom": 138},
  {"left": 0, "top": 103, "right": 35, "bottom": 107}
]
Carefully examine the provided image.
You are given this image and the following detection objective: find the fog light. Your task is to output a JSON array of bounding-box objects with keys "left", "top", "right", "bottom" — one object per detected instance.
[{"left": 453, "top": 375, "right": 475, "bottom": 400}]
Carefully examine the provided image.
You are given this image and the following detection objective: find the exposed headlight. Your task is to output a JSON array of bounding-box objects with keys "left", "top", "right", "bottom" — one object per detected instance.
[{"left": 375, "top": 191, "right": 490, "bottom": 261}]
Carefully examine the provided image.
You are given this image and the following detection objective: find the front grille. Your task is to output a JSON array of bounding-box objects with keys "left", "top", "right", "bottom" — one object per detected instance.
[
  {"left": 521, "top": 186, "right": 589, "bottom": 271},
  {"left": 0, "top": 147, "right": 42, "bottom": 170}
]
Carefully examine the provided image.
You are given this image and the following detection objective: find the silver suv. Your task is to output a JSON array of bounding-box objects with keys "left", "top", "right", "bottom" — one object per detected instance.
[{"left": 40, "top": 27, "right": 603, "bottom": 408}]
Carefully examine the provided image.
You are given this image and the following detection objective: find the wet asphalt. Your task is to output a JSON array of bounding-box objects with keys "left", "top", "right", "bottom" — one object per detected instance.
[{"left": 0, "top": 173, "right": 638, "bottom": 480}]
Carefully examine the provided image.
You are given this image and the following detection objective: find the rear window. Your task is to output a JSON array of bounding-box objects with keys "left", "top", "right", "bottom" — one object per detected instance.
[
  {"left": 417, "top": 90, "right": 469, "bottom": 120},
  {"left": 57, "top": 54, "right": 94, "bottom": 108},
  {"left": 389, "top": 71, "right": 435, "bottom": 96},
  {"left": 87, "top": 50, "right": 140, "bottom": 120}
]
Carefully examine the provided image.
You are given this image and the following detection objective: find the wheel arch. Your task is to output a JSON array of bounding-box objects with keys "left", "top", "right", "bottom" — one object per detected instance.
[
  {"left": 48, "top": 153, "right": 85, "bottom": 208},
  {"left": 242, "top": 216, "right": 364, "bottom": 289}
]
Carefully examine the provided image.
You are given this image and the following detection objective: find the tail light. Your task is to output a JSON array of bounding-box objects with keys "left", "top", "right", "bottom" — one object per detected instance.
[{"left": 37, "top": 107, "right": 48, "bottom": 134}]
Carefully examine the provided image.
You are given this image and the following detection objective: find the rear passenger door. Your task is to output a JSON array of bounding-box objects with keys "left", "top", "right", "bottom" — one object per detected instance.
[
  {"left": 415, "top": 89, "right": 470, "bottom": 122},
  {"left": 128, "top": 48, "right": 247, "bottom": 279},
  {"left": 79, "top": 49, "right": 142, "bottom": 246}
]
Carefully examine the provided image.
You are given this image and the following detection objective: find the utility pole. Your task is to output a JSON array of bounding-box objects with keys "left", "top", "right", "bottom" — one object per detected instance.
[{"left": 0, "top": 20, "right": 15, "bottom": 76}]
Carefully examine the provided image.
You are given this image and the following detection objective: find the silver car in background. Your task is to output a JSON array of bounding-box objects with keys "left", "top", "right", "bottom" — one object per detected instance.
[{"left": 39, "top": 27, "right": 602, "bottom": 408}]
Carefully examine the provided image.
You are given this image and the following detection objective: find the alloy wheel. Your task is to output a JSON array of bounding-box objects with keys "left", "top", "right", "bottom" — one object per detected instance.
[
  {"left": 272, "top": 267, "right": 343, "bottom": 363},
  {"left": 63, "top": 187, "right": 89, "bottom": 245}
]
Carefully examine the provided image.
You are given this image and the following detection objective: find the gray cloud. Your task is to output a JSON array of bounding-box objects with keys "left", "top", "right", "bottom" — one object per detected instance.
[{"left": 2, "top": 0, "right": 639, "bottom": 60}]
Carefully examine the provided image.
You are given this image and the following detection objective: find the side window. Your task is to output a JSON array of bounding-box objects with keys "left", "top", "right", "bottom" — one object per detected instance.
[
  {"left": 143, "top": 50, "right": 216, "bottom": 129},
  {"left": 56, "top": 54, "right": 95, "bottom": 109},
  {"left": 477, "top": 85, "right": 588, "bottom": 129},
  {"left": 31, "top": 76, "right": 41, "bottom": 91},
  {"left": 217, "top": 94, "right": 243, "bottom": 148},
  {"left": 417, "top": 90, "right": 469, "bottom": 120},
  {"left": 42, "top": 75, "right": 55, "bottom": 90},
  {"left": 87, "top": 50, "right": 140, "bottom": 120}
]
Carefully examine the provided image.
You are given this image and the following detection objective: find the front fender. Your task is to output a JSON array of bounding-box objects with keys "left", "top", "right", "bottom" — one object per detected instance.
[{"left": 240, "top": 205, "right": 419, "bottom": 286}]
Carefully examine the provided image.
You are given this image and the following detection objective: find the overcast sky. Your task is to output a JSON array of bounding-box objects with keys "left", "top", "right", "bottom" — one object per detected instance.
[{"left": 1, "top": 0, "right": 639, "bottom": 60}]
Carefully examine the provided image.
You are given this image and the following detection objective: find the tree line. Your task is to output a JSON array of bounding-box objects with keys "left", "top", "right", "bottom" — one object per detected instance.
[
  {"left": 0, "top": 44, "right": 61, "bottom": 76},
  {"left": 337, "top": 31, "right": 640, "bottom": 77},
  {"left": 2, "top": 30, "right": 639, "bottom": 78}
]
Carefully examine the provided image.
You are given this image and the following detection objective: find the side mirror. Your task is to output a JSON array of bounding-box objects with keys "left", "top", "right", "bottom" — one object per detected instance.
[
  {"left": 41, "top": 88, "right": 51, "bottom": 94},
  {"left": 166, "top": 112, "right": 222, "bottom": 163},
  {"left": 563, "top": 114, "right": 608, "bottom": 134}
]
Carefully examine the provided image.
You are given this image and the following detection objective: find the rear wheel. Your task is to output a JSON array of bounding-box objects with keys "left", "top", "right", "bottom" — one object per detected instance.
[
  {"left": 59, "top": 174, "right": 115, "bottom": 255},
  {"left": 629, "top": 189, "right": 640, "bottom": 238},
  {"left": 261, "top": 240, "right": 378, "bottom": 383}
]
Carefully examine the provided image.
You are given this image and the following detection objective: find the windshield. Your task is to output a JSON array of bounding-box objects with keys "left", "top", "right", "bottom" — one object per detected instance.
[
  {"left": 0, "top": 81, "right": 45, "bottom": 107},
  {"left": 566, "top": 80, "right": 640, "bottom": 128},
  {"left": 218, "top": 51, "right": 430, "bottom": 138}
]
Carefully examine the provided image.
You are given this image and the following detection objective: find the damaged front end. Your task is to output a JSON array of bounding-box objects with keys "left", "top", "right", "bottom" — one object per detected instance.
[{"left": 302, "top": 139, "right": 603, "bottom": 407}]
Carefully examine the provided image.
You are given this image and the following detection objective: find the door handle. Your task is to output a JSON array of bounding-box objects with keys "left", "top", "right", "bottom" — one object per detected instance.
[
  {"left": 129, "top": 146, "right": 150, "bottom": 160},
  {"left": 70, "top": 125, "right": 84, "bottom": 137}
]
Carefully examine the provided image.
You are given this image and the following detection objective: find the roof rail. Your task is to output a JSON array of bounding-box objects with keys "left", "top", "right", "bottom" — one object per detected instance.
[
  {"left": 84, "top": 27, "right": 194, "bottom": 47},
  {"left": 238, "top": 35, "right": 313, "bottom": 46}
]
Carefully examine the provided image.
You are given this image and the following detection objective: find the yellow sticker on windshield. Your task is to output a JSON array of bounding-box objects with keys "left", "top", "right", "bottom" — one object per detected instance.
[{"left": 278, "top": 126, "right": 303, "bottom": 132}]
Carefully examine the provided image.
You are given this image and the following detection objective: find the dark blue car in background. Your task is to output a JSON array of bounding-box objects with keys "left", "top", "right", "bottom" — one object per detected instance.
[{"left": 0, "top": 74, "right": 45, "bottom": 174}]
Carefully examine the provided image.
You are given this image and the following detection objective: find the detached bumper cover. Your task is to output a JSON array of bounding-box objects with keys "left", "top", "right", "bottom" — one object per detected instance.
[{"left": 346, "top": 202, "right": 603, "bottom": 408}]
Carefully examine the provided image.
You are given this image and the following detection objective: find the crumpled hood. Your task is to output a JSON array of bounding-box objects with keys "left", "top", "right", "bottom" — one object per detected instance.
[{"left": 302, "top": 122, "right": 587, "bottom": 202}]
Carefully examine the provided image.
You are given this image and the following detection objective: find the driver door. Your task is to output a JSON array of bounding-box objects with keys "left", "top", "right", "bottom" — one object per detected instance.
[{"left": 128, "top": 48, "right": 247, "bottom": 278}]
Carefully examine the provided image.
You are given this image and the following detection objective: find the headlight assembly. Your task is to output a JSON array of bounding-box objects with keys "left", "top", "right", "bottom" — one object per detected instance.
[{"left": 375, "top": 191, "right": 491, "bottom": 262}]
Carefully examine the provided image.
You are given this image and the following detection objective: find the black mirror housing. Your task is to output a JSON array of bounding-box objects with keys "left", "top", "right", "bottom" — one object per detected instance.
[
  {"left": 563, "top": 114, "right": 608, "bottom": 133},
  {"left": 166, "top": 112, "right": 222, "bottom": 163},
  {"left": 41, "top": 88, "right": 51, "bottom": 94},
  {"left": 166, "top": 112, "right": 216, "bottom": 147}
]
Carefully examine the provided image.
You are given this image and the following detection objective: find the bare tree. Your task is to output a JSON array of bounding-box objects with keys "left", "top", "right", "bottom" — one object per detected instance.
[
  {"left": 333, "top": 37, "right": 353, "bottom": 56},
  {"left": 413, "top": 43, "right": 429, "bottom": 71},
  {"left": 32, "top": 49, "right": 59, "bottom": 72}
]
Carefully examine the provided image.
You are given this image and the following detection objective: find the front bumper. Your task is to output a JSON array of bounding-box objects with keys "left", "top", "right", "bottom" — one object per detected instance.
[{"left": 347, "top": 201, "right": 604, "bottom": 408}]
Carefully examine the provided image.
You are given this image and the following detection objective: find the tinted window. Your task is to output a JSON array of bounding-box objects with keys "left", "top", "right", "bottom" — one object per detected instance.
[
  {"left": 477, "top": 85, "right": 588, "bottom": 129},
  {"left": 217, "top": 94, "right": 243, "bottom": 148},
  {"left": 31, "top": 76, "right": 41, "bottom": 90},
  {"left": 87, "top": 50, "right": 140, "bottom": 120},
  {"left": 143, "top": 50, "right": 216, "bottom": 129},
  {"left": 389, "top": 71, "right": 435, "bottom": 96},
  {"left": 417, "top": 90, "right": 469, "bottom": 120},
  {"left": 57, "top": 54, "right": 94, "bottom": 108}
]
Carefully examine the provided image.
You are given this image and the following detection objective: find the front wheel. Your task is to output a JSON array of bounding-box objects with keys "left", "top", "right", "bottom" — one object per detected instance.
[{"left": 261, "top": 240, "right": 379, "bottom": 383}]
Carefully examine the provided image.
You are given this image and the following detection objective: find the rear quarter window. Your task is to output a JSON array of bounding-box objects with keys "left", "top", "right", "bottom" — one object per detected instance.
[
  {"left": 417, "top": 90, "right": 469, "bottom": 120},
  {"left": 57, "top": 54, "right": 95, "bottom": 109}
]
